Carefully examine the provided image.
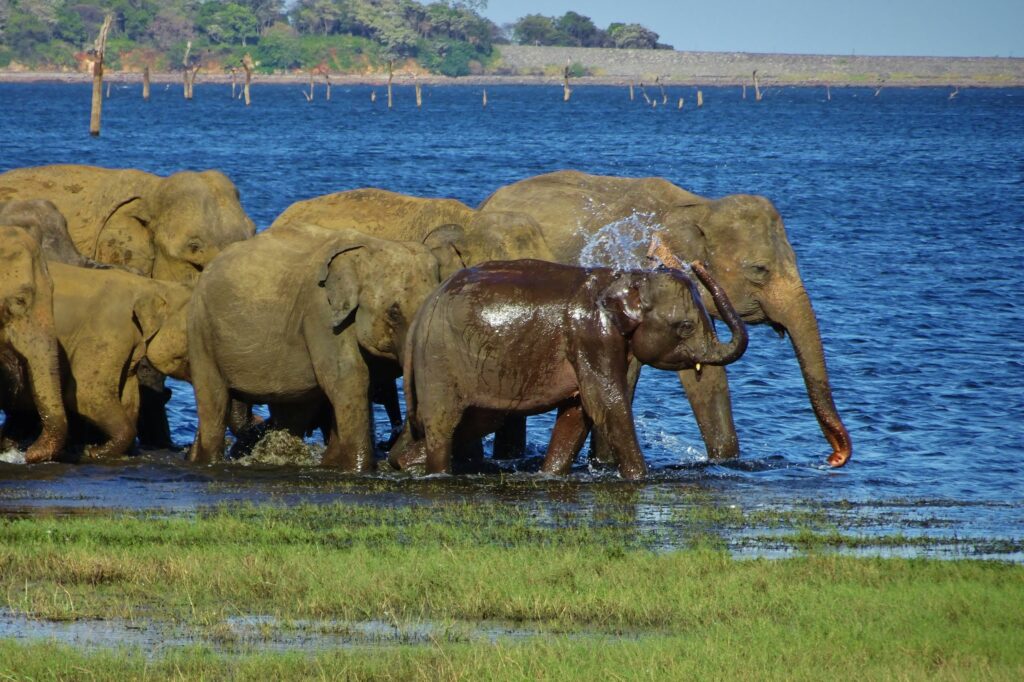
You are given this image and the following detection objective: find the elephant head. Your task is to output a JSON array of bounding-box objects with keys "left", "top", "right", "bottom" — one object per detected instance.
[
  {"left": 0, "top": 225, "right": 67, "bottom": 462},
  {"left": 94, "top": 170, "right": 256, "bottom": 284},
  {"left": 141, "top": 283, "right": 193, "bottom": 382},
  {"left": 422, "top": 211, "right": 554, "bottom": 279},
  {"left": 317, "top": 231, "right": 440, "bottom": 362},
  {"left": 601, "top": 261, "right": 748, "bottom": 372},
  {"left": 659, "top": 195, "right": 851, "bottom": 466}
]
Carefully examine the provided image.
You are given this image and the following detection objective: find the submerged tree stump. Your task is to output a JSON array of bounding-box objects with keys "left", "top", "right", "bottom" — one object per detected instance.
[
  {"left": 143, "top": 65, "right": 151, "bottom": 101},
  {"left": 241, "top": 53, "right": 254, "bottom": 106}
]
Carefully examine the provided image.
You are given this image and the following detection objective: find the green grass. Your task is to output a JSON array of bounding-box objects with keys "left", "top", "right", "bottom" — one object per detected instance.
[{"left": 0, "top": 503, "right": 1021, "bottom": 678}]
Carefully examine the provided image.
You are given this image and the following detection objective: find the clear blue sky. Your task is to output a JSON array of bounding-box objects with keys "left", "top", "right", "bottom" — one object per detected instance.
[{"left": 484, "top": 1, "right": 1023, "bottom": 57}]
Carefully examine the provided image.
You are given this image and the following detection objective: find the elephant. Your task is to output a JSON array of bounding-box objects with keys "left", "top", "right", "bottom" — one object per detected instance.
[
  {"left": 477, "top": 170, "right": 852, "bottom": 468},
  {"left": 2, "top": 263, "right": 191, "bottom": 459},
  {"left": 0, "top": 226, "right": 67, "bottom": 462},
  {"left": 0, "top": 165, "right": 256, "bottom": 284},
  {"left": 0, "top": 164, "right": 256, "bottom": 448},
  {"left": 270, "top": 189, "right": 553, "bottom": 279},
  {"left": 0, "top": 200, "right": 108, "bottom": 269},
  {"left": 395, "top": 259, "right": 748, "bottom": 479},
  {"left": 187, "top": 223, "right": 440, "bottom": 470},
  {"left": 269, "top": 187, "right": 475, "bottom": 242}
]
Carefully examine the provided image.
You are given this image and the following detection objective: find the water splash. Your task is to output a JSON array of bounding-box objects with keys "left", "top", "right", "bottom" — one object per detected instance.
[
  {"left": 577, "top": 211, "right": 663, "bottom": 271},
  {"left": 0, "top": 448, "right": 25, "bottom": 465},
  {"left": 236, "top": 430, "right": 323, "bottom": 467}
]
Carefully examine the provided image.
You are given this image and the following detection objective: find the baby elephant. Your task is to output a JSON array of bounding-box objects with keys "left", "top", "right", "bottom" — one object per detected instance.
[
  {"left": 401, "top": 259, "right": 748, "bottom": 479},
  {"left": 45, "top": 264, "right": 190, "bottom": 458}
]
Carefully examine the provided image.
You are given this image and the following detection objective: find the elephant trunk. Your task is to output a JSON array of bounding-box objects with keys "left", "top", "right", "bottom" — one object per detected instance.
[
  {"left": 765, "top": 283, "right": 852, "bottom": 467},
  {"left": 690, "top": 261, "right": 748, "bottom": 365}
]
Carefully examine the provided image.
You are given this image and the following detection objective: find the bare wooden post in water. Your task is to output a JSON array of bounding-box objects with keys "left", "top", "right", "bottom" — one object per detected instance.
[
  {"left": 753, "top": 70, "right": 762, "bottom": 101},
  {"left": 304, "top": 71, "right": 314, "bottom": 102},
  {"left": 656, "top": 77, "right": 667, "bottom": 105},
  {"left": 229, "top": 67, "right": 237, "bottom": 99},
  {"left": 638, "top": 81, "right": 651, "bottom": 105},
  {"left": 742, "top": 83, "right": 746, "bottom": 99},
  {"left": 241, "top": 53, "right": 254, "bottom": 106},
  {"left": 629, "top": 81, "right": 635, "bottom": 101},
  {"left": 387, "top": 60, "right": 393, "bottom": 110},
  {"left": 143, "top": 65, "right": 151, "bottom": 101},
  {"left": 563, "top": 61, "right": 572, "bottom": 102},
  {"left": 324, "top": 71, "right": 331, "bottom": 101},
  {"left": 415, "top": 78, "right": 422, "bottom": 108},
  {"left": 482, "top": 88, "right": 487, "bottom": 108},
  {"left": 678, "top": 97, "right": 683, "bottom": 109},
  {"left": 183, "top": 41, "right": 199, "bottom": 100},
  {"left": 697, "top": 89, "right": 704, "bottom": 107},
  {"left": 88, "top": 14, "right": 113, "bottom": 137}
]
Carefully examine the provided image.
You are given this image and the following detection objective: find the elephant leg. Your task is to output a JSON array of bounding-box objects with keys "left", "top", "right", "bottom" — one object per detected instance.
[
  {"left": 541, "top": 399, "right": 591, "bottom": 476},
  {"left": 424, "top": 414, "right": 459, "bottom": 475},
  {"left": 678, "top": 365, "right": 739, "bottom": 460},
  {"left": 79, "top": 387, "right": 138, "bottom": 459},
  {"left": 589, "top": 356, "right": 642, "bottom": 467},
  {"left": 318, "top": 355, "right": 374, "bottom": 472},
  {"left": 188, "top": 341, "right": 229, "bottom": 464},
  {"left": 136, "top": 359, "right": 173, "bottom": 449},
  {"left": 577, "top": 366, "right": 646, "bottom": 481},
  {"left": 387, "top": 422, "right": 426, "bottom": 470},
  {"left": 492, "top": 414, "right": 527, "bottom": 459}
]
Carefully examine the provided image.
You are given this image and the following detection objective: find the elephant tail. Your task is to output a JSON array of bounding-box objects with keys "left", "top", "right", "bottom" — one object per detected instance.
[{"left": 402, "top": 313, "right": 423, "bottom": 440}]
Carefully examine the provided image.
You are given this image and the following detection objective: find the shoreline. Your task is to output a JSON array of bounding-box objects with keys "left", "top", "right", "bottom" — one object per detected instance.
[
  {"left": 2, "top": 70, "right": 1021, "bottom": 88},
  {"left": 3, "top": 46, "right": 1022, "bottom": 88}
]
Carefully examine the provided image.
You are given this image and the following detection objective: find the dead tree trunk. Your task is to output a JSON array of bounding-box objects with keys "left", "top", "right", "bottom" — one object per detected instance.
[
  {"left": 656, "top": 77, "right": 667, "bottom": 105},
  {"left": 563, "top": 61, "right": 572, "bottom": 102},
  {"left": 387, "top": 60, "right": 393, "bottom": 110},
  {"left": 241, "top": 53, "right": 254, "bottom": 106},
  {"left": 697, "top": 89, "right": 704, "bottom": 107},
  {"left": 415, "top": 80, "right": 422, "bottom": 108},
  {"left": 482, "top": 88, "right": 487, "bottom": 108},
  {"left": 753, "top": 70, "right": 762, "bottom": 101},
  {"left": 88, "top": 14, "right": 113, "bottom": 137},
  {"left": 304, "top": 71, "right": 314, "bottom": 102},
  {"left": 230, "top": 67, "right": 237, "bottom": 99},
  {"left": 629, "top": 81, "right": 635, "bottom": 101},
  {"left": 638, "top": 81, "right": 651, "bottom": 105},
  {"left": 183, "top": 41, "right": 199, "bottom": 100},
  {"left": 143, "top": 65, "right": 151, "bottom": 101},
  {"left": 324, "top": 72, "right": 331, "bottom": 101}
]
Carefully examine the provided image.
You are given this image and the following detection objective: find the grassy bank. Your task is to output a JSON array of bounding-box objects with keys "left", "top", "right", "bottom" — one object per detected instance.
[{"left": 0, "top": 503, "right": 1022, "bottom": 678}]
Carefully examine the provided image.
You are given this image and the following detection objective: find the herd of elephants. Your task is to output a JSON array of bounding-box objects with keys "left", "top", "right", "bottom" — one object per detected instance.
[{"left": 0, "top": 165, "right": 851, "bottom": 479}]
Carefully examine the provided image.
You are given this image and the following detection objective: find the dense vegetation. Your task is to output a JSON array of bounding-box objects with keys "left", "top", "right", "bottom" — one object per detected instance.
[{"left": 0, "top": 0, "right": 667, "bottom": 77}]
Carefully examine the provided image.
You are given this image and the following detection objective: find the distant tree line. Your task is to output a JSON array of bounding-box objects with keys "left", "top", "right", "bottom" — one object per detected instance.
[
  {"left": 507, "top": 12, "right": 670, "bottom": 50},
  {"left": 0, "top": 0, "right": 667, "bottom": 76}
]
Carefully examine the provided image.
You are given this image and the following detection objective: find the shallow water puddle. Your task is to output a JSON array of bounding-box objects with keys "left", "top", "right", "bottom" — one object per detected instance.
[{"left": 0, "top": 609, "right": 625, "bottom": 655}]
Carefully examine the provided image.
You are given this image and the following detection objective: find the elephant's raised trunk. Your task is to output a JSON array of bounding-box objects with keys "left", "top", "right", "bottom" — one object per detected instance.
[
  {"left": 765, "top": 284, "right": 852, "bottom": 468},
  {"left": 690, "top": 261, "right": 748, "bottom": 366}
]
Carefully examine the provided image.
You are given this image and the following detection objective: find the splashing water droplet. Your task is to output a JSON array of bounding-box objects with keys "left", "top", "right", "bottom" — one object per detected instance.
[
  {"left": 0, "top": 449, "right": 26, "bottom": 465},
  {"left": 576, "top": 211, "right": 665, "bottom": 271}
]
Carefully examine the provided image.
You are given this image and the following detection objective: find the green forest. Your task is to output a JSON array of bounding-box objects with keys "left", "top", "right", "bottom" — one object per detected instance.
[{"left": 0, "top": 0, "right": 669, "bottom": 77}]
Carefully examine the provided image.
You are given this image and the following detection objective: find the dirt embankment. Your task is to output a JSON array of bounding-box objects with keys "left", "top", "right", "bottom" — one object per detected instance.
[
  {"left": 2, "top": 46, "right": 1022, "bottom": 87},
  {"left": 493, "top": 46, "right": 1024, "bottom": 87}
]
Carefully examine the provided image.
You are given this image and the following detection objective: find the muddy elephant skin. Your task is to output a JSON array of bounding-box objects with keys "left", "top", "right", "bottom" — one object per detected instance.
[
  {"left": 187, "top": 223, "right": 440, "bottom": 470},
  {"left": 399, "top": 259, "right": 747, "bottom": 479},
  {"left": 0, "top": 226, "right": 68, "bottom": 462},
  {"left": 0, "top": 165, "right": 256, "bottom": 285},
  {"left": 479, "top": 170, "right": 852, "bottom": 467}
]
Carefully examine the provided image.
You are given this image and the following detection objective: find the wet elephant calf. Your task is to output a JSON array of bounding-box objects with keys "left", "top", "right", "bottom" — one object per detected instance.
[{"left": 395, "top": 259, "right": 748, "bottom": 479}]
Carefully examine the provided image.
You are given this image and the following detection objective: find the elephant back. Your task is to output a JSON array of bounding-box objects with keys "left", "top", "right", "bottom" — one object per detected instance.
[
  {"left": 0, "top": 165, "right": 157, "bottom": 260},
  {"left": 270, "top": 188, "right": 475, "bottom": 242},
  {"left": 478, "top": 170, "right": 708, "bottom": 262}
]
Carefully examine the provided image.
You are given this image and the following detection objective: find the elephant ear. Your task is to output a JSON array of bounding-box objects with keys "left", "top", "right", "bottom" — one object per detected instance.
[
  {"left": 93, "top": 195, "right": 156, "bottom": 275},
  {"left": 132, "top": 290, "right": 170, "bottom": 343},
  {"left": 318, "top": 243, "right": 366, "bottom": 329},
  {"left": 422, "top": 223, "right": 468, "bottom": 273},
  {"left": 598, "top": 273, "right": 647, "bottom": 336}
]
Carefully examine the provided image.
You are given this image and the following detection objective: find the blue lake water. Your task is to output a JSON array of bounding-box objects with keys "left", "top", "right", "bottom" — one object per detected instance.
[{"left": 0, "top": 82, "right": 1022, "bottom": 546}]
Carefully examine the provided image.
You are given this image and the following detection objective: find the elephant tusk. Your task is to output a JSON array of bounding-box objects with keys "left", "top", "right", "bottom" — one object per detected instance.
[{"left": 694, "top": 363, "right": 703, "bottom": 381}]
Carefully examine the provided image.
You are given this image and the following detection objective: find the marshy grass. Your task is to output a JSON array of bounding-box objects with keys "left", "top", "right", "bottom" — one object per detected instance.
[{"left": 0, "top": 502, "right": 1021, "bottom": 678}]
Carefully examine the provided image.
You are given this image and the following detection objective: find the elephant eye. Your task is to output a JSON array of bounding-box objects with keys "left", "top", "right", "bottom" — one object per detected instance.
[
  {"left": 674, "top": 320, "right": 697, "bottom": 337},
  {"left": 743, "top": 262, "right": 770, "bottom": 285},
  {"left": 187, "top": 239, "right": 203, "bottom": 254}
]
